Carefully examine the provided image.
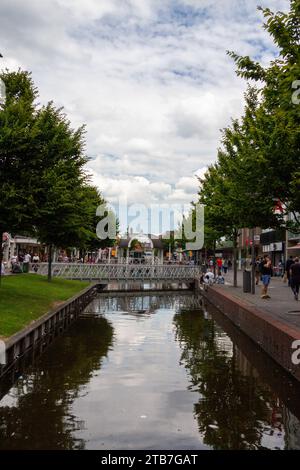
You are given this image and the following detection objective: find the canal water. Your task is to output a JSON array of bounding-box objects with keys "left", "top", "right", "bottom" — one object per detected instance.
[{"left": 1, "top": 291, "right": 300, "bottom": 450}]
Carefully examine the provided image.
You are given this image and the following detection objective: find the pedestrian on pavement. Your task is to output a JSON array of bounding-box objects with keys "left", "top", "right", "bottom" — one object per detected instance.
[
  {"left": 261, "top": 255, "right": 272, "bottom": 299},
  {"left": 285, "top": 256, "right": 294, "bottom": 287},
  {"left": 223, "top": 259, "right": 228, "bottom": 274},
  {"left": 290, "top": 257, "right": 300, "bottom": 301},
  {"left": 216, "top": 257, "right": 223, "bottom": 276}
]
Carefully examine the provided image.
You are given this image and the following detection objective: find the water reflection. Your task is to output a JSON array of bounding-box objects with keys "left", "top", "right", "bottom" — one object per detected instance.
[
  {"left": 0, "top": 317, "right": 113, "bottom": 450},
  {"left": 173, "top": 307, "right": 300, "bottom": 450},
  {"left": 84, "top": 292, "right": 202, "bottom": 317},
  {"left": 0, "top": 293, "right": 300, "bottom": 450}
]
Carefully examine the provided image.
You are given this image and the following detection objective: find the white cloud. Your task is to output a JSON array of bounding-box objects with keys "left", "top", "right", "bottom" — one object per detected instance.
[
  {"left": 0, "top": 0, "right": 289, "bottom": 231},
  {"left": 175, "top": 176, "right": 199, "bottom": 193},
  {"left": 88, "top": 170, "right": 197, "bottom": 207}
]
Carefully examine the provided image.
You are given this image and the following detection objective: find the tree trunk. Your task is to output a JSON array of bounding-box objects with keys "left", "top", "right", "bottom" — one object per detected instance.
[
  {"left": 213, "top": 240, "right": 216, "bottom": 277},
  {"left": 233, "top": 231, "right": 238, "bottom": 288},
  {"left": 251, "top": 228, "right": 256, "bottom": 295},
  {"left": 47, "top": 244, "right": 52, "bottom": 282}
]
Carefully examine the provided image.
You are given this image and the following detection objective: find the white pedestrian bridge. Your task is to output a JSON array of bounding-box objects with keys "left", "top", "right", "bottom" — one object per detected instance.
[{"left": 32, "top": 262, "right": 201, "bottom": 282}]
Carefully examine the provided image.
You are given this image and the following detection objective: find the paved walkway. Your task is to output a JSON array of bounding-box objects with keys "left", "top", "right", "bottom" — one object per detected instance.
[{"left": 214, "top": 270, "right": 300, "bottom": 331}]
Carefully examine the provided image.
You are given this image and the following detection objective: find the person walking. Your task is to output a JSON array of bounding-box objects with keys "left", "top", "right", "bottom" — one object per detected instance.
[
  {"left": 261, "top": 255, "right": 272, "bottom": 299},
  {"left": 216, "top": 257, "right": 223, "bottom": 276},
  {"left": 285, "top": 256, "right": 294, "bottom": 287},
  {"left": 290, "top": 257, "right": 300, "bottom": 301},
  {"left": 223, "top": 258, "right": 228, "bottom": 274}
]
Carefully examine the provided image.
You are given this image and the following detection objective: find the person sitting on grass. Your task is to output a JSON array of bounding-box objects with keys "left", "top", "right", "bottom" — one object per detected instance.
[{"left": 261, "top": 255, "right": 272, "bottom": 299}]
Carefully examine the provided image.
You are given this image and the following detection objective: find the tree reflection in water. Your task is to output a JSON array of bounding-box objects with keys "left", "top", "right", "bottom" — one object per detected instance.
[
  {"left": 173, "top": 309, "right": 284, "bottom": 450},
  {"left": 0, "top": 317, "right": 113, "bottom": 450}
]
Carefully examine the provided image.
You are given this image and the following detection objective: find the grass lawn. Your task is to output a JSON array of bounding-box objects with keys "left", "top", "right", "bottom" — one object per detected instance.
[{"left": 0, "top": 274, "right": 90, "bottom": 338}]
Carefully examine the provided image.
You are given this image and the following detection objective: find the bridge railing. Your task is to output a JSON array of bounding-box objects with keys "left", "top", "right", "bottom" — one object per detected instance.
[{"left": 30, "top": 263, "right": 201, "bottom": 281}]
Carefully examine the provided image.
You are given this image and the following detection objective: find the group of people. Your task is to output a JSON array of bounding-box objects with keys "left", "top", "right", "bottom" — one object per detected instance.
[
  {"left": 204, "top": 257, "right": 232, "bottom": 274},
  {"left": 200, "top": 271, "right": 225, "bottom": 286},
  {"left": 10, "top": 252, "right": 40, "bottom": 273},
  {"left": 198, "top": 257, "right": 232, "bottom": 286},
  {"left": 255, "top": 255, "right": 300, "bottom": 301}
]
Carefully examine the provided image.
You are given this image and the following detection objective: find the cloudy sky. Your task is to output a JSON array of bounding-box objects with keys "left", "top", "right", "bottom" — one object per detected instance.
[{"left": 0, "top": 0, "right": 288, "bottom": 231}]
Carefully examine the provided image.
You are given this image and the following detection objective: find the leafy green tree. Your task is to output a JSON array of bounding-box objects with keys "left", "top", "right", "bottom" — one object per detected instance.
[
  {"left": 29, "top": 102, "right": 89, "bottom": 280},
  {"left": 197, "top": 0, "right": 300, "bottom": 288},
  {"left": 228, "top": 0, "right": 300, "bottom": 229},
  {"left": 33, "top": 102, "right": 117, "bottom": 277},
  {"left": 0, "top": 69, "right": 115, "bottom": 283},
  {"left": 199, "top": 163, "right": 241, "bottom": 286},
  {"left": 0, "top": 70, "right": 40, "bottom": 233},
  {"left": 198, "top": 87, "right": 283, "bottom": 286},
  {"left": 0, "top": 70, "right": 41, "bottom": 281},
  {"left": 76, "top": 185, "right": 118, "bottom": 258},
  {"left": 162, "top": 230, "right": 176, "bottom": 258}
]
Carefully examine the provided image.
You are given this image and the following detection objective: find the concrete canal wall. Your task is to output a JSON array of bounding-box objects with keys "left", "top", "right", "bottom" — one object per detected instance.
[
  {"left": 202, "top": 285, "right": 300, "bottom": 382},
  {"left": 0, "top": 283, "right": 101, "bottom": 378}
]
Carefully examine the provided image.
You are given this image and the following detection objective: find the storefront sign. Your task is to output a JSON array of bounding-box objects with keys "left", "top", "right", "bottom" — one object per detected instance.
[{"left": 263, "top": 242, "right": 283, "bottom": 253}]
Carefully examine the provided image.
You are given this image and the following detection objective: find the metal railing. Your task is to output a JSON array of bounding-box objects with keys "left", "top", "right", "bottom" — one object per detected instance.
[
  {"left": 97, "top": 257, "right": 163, "bottom": 265},
  {"left": 31, "top": 263, "right": 201, "bottom": 281}
]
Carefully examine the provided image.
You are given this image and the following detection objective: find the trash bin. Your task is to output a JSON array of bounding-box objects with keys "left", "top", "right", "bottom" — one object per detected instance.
[{"left": 243, "top": 270, "right": 251, "bottom": 293}]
